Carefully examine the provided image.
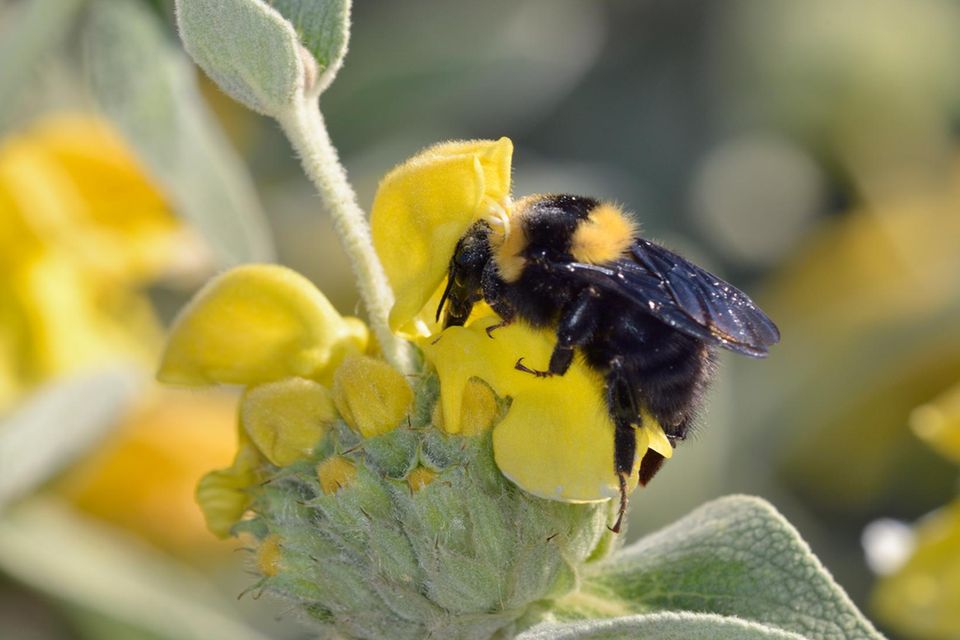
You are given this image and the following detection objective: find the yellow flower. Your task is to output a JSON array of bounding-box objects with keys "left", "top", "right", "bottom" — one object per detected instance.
[
  {"left": 370, "top": 138, "right": 672, "bottom": 503},
  {"left": 158, "top": 140, "right": 624, "bottom": 637},
  {"left": 158, "top": 263, "right": 376, "bottom": 533}
]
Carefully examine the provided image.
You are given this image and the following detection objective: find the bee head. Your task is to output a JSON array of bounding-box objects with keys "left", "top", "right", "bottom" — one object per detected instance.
[{"left": 437, "top": 221, "right": 492, "bottom": 328}]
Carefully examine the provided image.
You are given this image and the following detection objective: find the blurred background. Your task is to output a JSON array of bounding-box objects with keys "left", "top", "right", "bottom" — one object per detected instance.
[{"left": 2, "top": 0, "right": 959, "bottom": 638}]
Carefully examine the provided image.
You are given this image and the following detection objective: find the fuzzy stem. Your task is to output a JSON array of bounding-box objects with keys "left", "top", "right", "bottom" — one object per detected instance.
[{"left": 277, "top": 99, "right": 412, "bottom": 374}]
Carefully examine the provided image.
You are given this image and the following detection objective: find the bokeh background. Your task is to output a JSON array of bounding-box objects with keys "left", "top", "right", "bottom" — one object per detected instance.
[{"left": 2, "top": 0, "right": 959, "bottom": 638}]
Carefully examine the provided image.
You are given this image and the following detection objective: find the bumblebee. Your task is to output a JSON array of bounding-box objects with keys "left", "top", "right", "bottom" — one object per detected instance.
[{"left": 438, "top": 194, "right": 780, "bottom": 532}]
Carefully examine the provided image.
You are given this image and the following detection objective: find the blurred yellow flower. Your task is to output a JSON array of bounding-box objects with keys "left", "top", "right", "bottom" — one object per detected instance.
[
  {"left": 871, "top": 382, "right": 960, "bottom": 639},
  {"left": 0, "top": 115, "right": 186, "bottom": 407},
  {"left": 370, "top": 138, "right": 672, "bottom": 503},
  {"left": 759, "top": 170, "right": 960, "bottom": 514},
  {"left": 0, "top": 114, "right": 238, "bottom": 557},
  {"left": 912, "top": 382, "right": 960, "bottom": 465},
  {"left": 56, "top": 389, "right": 239, "bottom": 557}
]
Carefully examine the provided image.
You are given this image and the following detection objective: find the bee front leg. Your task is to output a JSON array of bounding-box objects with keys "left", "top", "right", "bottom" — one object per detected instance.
[
  {"left": 485, "top": 317, "right": 513, "bottom": 338},
  {"left": 514, "top": 288, "right": 600, "bottom": 377},
  {"left": 482, "top": 261, "right": 517, "bottom": 338}
]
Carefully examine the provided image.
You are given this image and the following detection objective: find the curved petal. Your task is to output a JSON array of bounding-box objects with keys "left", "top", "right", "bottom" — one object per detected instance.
[
  {"left": 422, "top": 316, "right": 667, "bottom": 502},
  {"left": 158, "top": 264, "right": 368, "bottom": 386},
  {"left": 332, "top": 355, "right": 413, "bottom": 438},
  {"left": 370, "top": 138, "right": 513, "bottom": 336},
  {"left": 195, "top": 431, "right": 262, "bottom": 539},
  {"left": 241, "top": 377, "right": 336, "bottom": 467}
]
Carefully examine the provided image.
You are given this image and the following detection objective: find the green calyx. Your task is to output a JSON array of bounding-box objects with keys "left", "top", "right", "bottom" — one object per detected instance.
[{"left": 234, "top": 370, "right": 616, "bottom": 640}]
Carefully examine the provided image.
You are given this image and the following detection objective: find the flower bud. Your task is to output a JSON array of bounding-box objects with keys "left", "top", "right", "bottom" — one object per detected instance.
[{"left": 234, "top": 369, "right": 614, "bottom": 639}]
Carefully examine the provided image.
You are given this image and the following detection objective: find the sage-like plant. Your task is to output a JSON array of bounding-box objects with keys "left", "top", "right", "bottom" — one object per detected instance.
[{"left": 163, "top": 1, "right": 886, "bottom": 638}]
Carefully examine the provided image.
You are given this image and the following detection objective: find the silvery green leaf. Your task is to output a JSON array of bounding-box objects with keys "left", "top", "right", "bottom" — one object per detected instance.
[
  {"left": 175, "top": 0, "right": 306, "bottom": 114},
  {"left": 568, "top": 495, "right": 884, "bottom": 640},
  {"left": 267, "top": 0, "right": 350, "bottom": 93},
  {"left": 0, "top": 366, "right": 140, "bottom": 511},
  {"left": 84, "top": 0, "right": 275, "bottom": 267},
  {"left": 519, "top": 612, "right": 809, "bottom": 640},
  {"left": 0, "top": 0, "right": 86, "bottom": 131},
  {"left": 0, "top": 499, "right": 271, "bottom": 640}
]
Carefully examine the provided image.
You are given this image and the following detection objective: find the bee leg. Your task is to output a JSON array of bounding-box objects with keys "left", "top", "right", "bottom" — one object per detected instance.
[
  {"left": 606, "top": 357, "right": 639, "bottom": 534},
  {"left": 485, "top": 318, "right": 513, "bottom": 338},
  {"left": 514, "top": 357, "right": 554, "bottom": 378},
  {"left": 514, "top": 289, "right": 600, "bottom": 378}
]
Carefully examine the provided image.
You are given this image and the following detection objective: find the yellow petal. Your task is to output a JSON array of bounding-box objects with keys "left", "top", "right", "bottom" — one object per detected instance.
[
  {"left": 459, "top": 379, "right": 499, "bottom": 437},
  {"left": 331, "top": 355, "right": 413, "bottom": 438},
  {"left": 644, "top": 422, "right": 674, "bottom": 459},
  {"left": 195, "top": 434, "right": 262, "bottom": 539},
  {"left": 158, "top": 264, "right": 368, "bottom": 386},
  {"left": 422, "top": 316, "right": 664, "bottom": 502},
  {"left": 430, "top": 378, "right": 498, "bottom": 436},
  {"left": 316, "top": 455, "right": 357, "bottom": 495},
  {"left": 407, "top": 466, "right": 437, "bottom": 493},
  {"left": 370, "top": 138, "right": 513, "bottom": 336},
  {"left": 256, "top": 534, "right": 283, "bottom": 577},
  {"left": 241, "top": 377, "right": 336, "bottom": 467}
]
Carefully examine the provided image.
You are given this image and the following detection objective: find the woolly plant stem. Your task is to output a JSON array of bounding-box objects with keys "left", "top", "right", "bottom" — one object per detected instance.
[{"left": 277, "top": 99, "right": 412, "bottom": 374}]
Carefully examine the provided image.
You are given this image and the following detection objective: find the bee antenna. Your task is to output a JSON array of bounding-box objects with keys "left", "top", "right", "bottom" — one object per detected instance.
[{"left": 436, "top": 273, "right": 456, "bottom": 324}]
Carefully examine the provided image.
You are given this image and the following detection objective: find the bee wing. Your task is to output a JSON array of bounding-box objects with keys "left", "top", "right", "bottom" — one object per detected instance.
[{"left": 563, "top": 238, "right": 780, "bottom": 356}]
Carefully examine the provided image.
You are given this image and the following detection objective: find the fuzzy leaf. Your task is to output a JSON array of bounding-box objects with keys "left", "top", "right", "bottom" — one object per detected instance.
[
  {"left": 175, "top": 0, "right": 305, "bottom": 114},
  {"left": 519, "top": 612, "right": 808, "bottom": 640},
  {"left": 0, "top": 367, "right": 140, "bottom": 511},
  {"left": 268, "top": 0, "right": 351, "bottom": 93},
  {"left": 84, "top": 0, "right": 275, "bottom": 267},
  {"left": 569, "top": 495, "right": 883, "bottom": 640},
  {"left": 0, "top": 499, "right": 271, "bottom": 640}
]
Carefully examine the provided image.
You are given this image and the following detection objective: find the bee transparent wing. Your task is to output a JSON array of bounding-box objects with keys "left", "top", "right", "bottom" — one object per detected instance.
[{"left": 563, "top": 238, "right": 780, "bottom": 356}]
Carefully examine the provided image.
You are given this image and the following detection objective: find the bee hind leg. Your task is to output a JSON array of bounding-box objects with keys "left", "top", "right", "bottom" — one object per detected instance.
[{"left": 606, "top": 358, "right": 640, "bottom": 533}]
